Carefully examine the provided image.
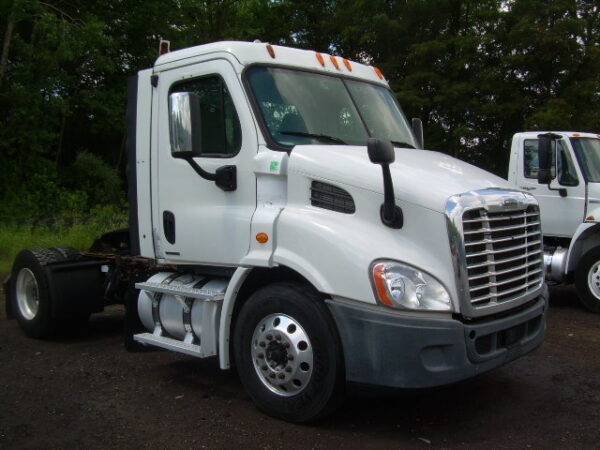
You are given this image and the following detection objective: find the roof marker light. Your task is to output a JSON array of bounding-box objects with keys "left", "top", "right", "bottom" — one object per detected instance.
[
  {"left": 329, "top": 55, "right": 340, "bottom": 69},
  {"left": 266, "top": 44, "right": 275, "bottom": 58},
  {"left": 573, "top": 133, "right": 581, "bottom": 137},
  {"left": 343, "top": 59, "right": 352, "bottom": 71},
  {"left": 374, "top": 67, "right": 384, "bottom": 80},
  {"left": 315, "top": 52, "right": 325, "bottom": 67}
]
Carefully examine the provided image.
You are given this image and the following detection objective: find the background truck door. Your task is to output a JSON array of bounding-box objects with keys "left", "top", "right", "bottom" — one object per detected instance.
[
  {"left": 151, "top": 59, "right": 257, "bottom": 265},
  {"left": 518, "top": 136, "right": 585, "bottom": 237}
]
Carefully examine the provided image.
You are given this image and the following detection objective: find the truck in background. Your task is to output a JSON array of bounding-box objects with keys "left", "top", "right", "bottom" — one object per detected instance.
[
  {"left": 508, "top": 131, "right": 600, "bottom": 312},
  {"left": 5, "top": 41, "right": 548, "bottom": 422}
]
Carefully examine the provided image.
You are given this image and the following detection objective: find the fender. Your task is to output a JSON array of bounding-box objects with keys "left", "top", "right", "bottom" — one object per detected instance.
[
  {"left": 566, "top": 222, "right": 600, "bottom": 273},
  {"left": 219, "top": 267, "right": 252, "bottom": 369}
]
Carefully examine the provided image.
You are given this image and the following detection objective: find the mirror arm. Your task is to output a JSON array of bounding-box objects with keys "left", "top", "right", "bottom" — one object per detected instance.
[
  {"left": 379, "top": 164, "right": 403, "bottom": 229},
  {"left": 175, "top": 153, "right": 237, "bottom": 191},
  {"left": 547, "top": 184, "right": 567, "bottom": 197}
]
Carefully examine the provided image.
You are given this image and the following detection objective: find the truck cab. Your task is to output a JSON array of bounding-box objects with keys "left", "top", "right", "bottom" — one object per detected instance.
[
  {"left": 508, "top": 131, "right": 600, "bottom": 312},
  {"left": 7, "top": 42, "right": 549, "bottom": 422}
]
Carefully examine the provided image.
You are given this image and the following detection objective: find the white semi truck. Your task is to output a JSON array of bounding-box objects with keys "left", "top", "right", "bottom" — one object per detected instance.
[
  {"left": 5, "top": 42, "right": 548, "bottom": 422},
  {"left": 508, "top": 132, "right": 600, "bottom": 313}
]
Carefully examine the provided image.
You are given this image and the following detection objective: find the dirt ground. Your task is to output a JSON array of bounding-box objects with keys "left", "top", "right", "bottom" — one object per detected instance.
[{"left": 0, "top": 282, "right": 598, "bottom": 450}]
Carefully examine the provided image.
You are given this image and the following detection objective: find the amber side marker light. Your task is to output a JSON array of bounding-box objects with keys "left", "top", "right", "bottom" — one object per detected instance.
[
  {"left": 315, "top": 52, "right": 325, "bottom": 67},
  {"left": 256, "top": 233, "right": 269, "bottom": 244},
  {"left": 372, "top": 263, "right": 394, "bottom": 307},
  {"left": 330, "top": 55, "right": 340, "bottom": 69},
  {"left": 573, "top": 133, "right": 581, "bottom": 137},
  {"left": 373, "top": 67, "right": 384, "bottom": 80},
  {"left": 343, "top": 58, "right": 352, "bottom": 71},
  {"left": 266, "top": 44, "right": 275, "bottom": 58},
  {"left": 586, "top": 216, "right": 596, "bottom": 222}
]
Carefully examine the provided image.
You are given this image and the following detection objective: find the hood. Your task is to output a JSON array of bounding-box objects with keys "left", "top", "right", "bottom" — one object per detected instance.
[{"left": 288, "top": 145, "right": 516, "bottom": 213}]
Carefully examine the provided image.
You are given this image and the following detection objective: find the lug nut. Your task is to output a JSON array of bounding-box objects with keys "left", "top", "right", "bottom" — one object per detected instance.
[
  {"left": 278, "top": 373, "right": 285, "bottom": 379},
  {"left": 287, "top": 355, "right": 294, "bottom": 361},
  {"left": 261, "top": 365, "right": 267, "bottom": 371},
  {"left": 285, "top": 366, "right": 292, "bottom": 373},
  {"left": 259, "top": 341, "right": 266, "bottom": 348},
  {"left": 283, "top": 342, "right": 290, "bottom": 348},
  {"left": 275, "top": 334, "right": 282, "bottom": 341},
  {"left": 258, "top": 353, "right": 265, "bottom": 359},
  {"left": 269, "top": 373, "right": 276, "bottom": 379},
  {"left": 266, "top": 334, "right": 273, "bottom": 340}
]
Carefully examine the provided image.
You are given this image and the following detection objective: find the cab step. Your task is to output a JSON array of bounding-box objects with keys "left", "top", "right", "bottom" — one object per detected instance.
[
  {"left": 133, "top": 332, "right": 203, "bottom": 357},
  {"left": 135, "top": 281, "right": 225, "bottom": 301}
]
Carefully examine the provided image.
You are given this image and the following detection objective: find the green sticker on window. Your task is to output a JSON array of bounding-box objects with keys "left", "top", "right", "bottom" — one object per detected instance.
[{"left": 270, "top": 161, "right": 280, "bottom": 172}]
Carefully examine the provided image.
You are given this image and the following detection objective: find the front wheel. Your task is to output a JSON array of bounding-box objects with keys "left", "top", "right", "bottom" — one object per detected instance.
[
  {"left": 233, "top": 282, "right": 344, "bottom": 422},
  {"left": 575, "top": 248, "right": 600, "bottom": 313}
]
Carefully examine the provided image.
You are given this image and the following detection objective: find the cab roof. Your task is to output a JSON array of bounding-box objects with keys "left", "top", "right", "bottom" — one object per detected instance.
[
  {"left": 516, "top": 131, "right": 600, "bottom": 139},
  {"left": 153, "top": 40, "right": 387, "bottom": 86}
]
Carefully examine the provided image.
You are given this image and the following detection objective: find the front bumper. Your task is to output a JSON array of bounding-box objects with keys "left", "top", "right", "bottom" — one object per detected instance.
[{"left": 326, "top": 285, "right": 548, "bottom": 389}]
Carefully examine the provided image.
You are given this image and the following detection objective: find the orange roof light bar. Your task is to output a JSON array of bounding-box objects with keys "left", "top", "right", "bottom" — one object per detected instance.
[
  {"left": 373, "top": 67, "right": 384, "bottom": 80},
  {"left": 342, "top": 58, "right": 352, "bottom": 71},
  {"left": 329, "top": 55, "right": 340, "bottom": 69},
  {"left": 266, "top": 44, "right": 276, "bottom": 58},
  {"left": 315, "top": 52, "right": 325, "bottom": 67},
  {"left": 573, "top": 133, "right": 581, "bottom": 137}
]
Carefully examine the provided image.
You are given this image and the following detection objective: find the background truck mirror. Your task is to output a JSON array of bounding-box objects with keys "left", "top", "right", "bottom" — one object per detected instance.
[
  {"left": 537, "top": 134, "right": 553, "bottom": 184},
  {"left": 169, "top": 92, "right": 202, "bottom": 156},
  {"left": 411, "top": 117, "right": 424, "bottom": 149}
]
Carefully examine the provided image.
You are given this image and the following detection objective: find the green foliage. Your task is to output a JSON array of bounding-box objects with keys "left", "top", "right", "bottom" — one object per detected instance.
[
  {"left": 0, "top": 209, "right": 127, "bottom": 272},
  {"left": 0, "top": 0, "right": 599, "bottom": 214}
]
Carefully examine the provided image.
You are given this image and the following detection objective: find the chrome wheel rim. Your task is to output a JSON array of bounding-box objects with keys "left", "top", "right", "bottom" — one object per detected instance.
[
  {"left": 587, "top": 260, "right": 600, "bottom": 300},
  {"left": 15, "top": 268, "right": 40, "bottom": 320},
  {"left": 251, "top": 313, "right": 314, "bottom": 397}
]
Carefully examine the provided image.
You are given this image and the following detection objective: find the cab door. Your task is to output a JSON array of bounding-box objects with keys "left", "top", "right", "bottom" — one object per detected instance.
[
  {"left": 517, "top": 135, "right": 585, "bottom": 237},
  {"left": 150, "top": 59, "right": 257, "bottom": 265}
]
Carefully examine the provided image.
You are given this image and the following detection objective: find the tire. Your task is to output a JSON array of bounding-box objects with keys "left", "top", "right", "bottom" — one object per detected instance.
[
  {"left": 9, "top": 248, "right": 80, "bottom": 338},
  {"left": 575, "top": 248, "right": 600, "bottom": 313},
  {"left": 233, "top": 282, "right": 344, "bottom": 422}
]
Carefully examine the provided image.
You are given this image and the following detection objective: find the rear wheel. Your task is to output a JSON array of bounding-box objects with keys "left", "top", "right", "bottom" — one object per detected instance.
[
  {"left": 575, "top": 248, "right": 600, "bottom": 313},
  {"left": 9, "top": 247, "right": 83, "bottom": 337},
  {"left": 233, "top": 282, "right": 344, "bottom": 422}
]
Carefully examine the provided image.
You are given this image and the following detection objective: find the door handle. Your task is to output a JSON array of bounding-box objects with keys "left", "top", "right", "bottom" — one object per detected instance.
[
  {"left": 520, "top": 186, "right": 536, "bottom": 191},
  {"left": 163, "top": 211, "right": 176, "bottom": 244}
]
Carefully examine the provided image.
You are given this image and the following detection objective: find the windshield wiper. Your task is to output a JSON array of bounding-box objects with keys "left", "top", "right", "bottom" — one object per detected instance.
[
  {"left": 390, "top": 140, "right": 416, "bottom": 149},
  {"left": 280, "top": 131, "right": 347, "bottom": 145}
]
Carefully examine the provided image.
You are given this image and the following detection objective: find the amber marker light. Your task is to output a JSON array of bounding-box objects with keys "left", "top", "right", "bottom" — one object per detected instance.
[
  {"left": 372, "top": 263, "right": 395, "bottom": 306},
  {"left": 315, "top": 52, "right": 325, "bottom": 67},
  {"left": 256, "top": 233, "right": 269, "bottom": 244},
  {"left": 342, "top": 58, "right": 352, "bottom": 71},
  {"left": 373, "top": 67, "right": 384, "bottom": 80},
  {"left": 586, "top": 216, "right": 596, "bottom": 222},
  {"left": 329, "top": 55, "right": 340, "bottom": 69},
  {"left": 573, "top": 133, "right": 581, "bottom": 137},
  {"left": 266, "top": 44, "right": 275, "bottom": 58}
]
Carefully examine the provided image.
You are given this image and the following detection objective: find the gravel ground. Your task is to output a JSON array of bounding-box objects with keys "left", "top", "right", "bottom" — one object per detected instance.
[{"left": 1, "top": 281, "right": 599, "bottom": 449}]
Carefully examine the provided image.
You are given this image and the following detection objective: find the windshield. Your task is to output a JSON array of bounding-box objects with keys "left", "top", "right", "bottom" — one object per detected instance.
[
  {"left": 246, "top": 66, "right": 417, "bottom": 148},
  {"left": 571, "top": 138, "right": 600, "bottom": 182}
]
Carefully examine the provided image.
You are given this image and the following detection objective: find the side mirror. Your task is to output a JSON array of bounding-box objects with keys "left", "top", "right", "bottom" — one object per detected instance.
[
  {"left": 169, "top": 92, "right": 202, "bottom": 156},
  {"left": 368, "top": 138, "right": 395, "bottom": 164},
  {"left": 367, "top": 138, "right": 403, "bottom": 229},
  {"left": 411, "top": 118, "right": 424, "bottom": 149},
  {"left": 168, "top": 92, "right": 236, "bottom": 191},
  {"left": 537, "top": 134, "right": 552, "bottom": 184}
]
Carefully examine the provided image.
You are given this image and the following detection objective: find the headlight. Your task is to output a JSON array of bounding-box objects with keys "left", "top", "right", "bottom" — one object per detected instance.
[{"left": 371, "top": 261, "right": 452, "bottom": 311}]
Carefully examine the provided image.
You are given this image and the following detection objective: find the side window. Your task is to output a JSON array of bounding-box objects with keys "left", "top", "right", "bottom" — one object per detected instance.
[
  {"left": 556, "top": 140, "right": 578, "bottom": 186},
  {"left": 170, "top": 76, "right": 241, "bottom": 156}
]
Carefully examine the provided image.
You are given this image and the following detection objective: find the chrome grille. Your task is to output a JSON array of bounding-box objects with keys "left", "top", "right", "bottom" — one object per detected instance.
[{"left": 462, "top": 205, "right": 543, "bottom": 308}]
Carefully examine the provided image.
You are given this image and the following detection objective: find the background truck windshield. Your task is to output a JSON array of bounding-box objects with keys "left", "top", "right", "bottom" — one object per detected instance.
[
  {"left": 571, "top": 138, "right": 600, "bottom": 182},
  {"left": 247, "top": 66, "right": 417, "bottom": 148}
]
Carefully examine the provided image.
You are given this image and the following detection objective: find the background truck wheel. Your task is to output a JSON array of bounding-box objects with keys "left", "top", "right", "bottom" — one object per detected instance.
[
  {"left": 575, "top": 248, "right": 600, "bottom": 313},
  {"left": 9, "top": 248, "right": 81, "bottom": 338},
  {"left": 233, "top": 282, "right": 344, "bottom": 423}
]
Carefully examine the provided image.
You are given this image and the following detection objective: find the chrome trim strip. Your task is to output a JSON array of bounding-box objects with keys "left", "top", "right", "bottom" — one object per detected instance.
[{"left": 445, "top": 188, "right": 545, "bottom": 318}]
